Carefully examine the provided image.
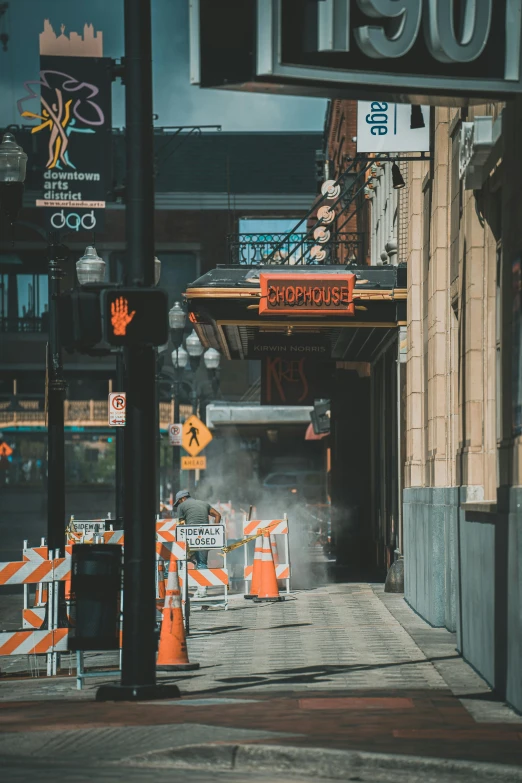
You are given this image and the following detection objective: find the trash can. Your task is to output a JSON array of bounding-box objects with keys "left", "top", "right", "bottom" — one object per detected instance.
[{"left": 69, "top": 544, "right": 122, "bottom": 651}]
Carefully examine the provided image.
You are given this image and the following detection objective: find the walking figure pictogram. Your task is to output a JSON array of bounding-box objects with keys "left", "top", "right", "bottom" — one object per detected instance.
[{"left": 182, "top": 414, "right": 212, "bottom": 457}]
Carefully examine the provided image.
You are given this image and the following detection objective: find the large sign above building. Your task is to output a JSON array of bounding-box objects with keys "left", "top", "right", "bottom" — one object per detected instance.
[
  {"left": 259, "top": 273, "right": 356, "bottom": 316},
  {"left": 191, "top": 0, "right": 522, "bottom": 103}
]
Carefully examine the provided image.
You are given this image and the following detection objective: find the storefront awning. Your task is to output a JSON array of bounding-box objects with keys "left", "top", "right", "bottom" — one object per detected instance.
[{"left": 185, "top": 264, "right": 406, "bottom": 363}]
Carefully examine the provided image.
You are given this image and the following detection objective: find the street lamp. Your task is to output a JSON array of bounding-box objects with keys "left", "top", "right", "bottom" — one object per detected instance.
[
  {"left": 0, "top": 134, "right": 68, "bottom": 567},
  {"left": 186, "top": 330, "right": 204, "bottom": 373},
  {"left": 170, "top": 343, "right": 188, "bottom": 494},
  {"left": 76, "top": 246, "right": 106, "bottom": 285},
  {"left": 203, "top": 347, "right": 221, "bottom": 398},
  {"left": 168, "top": 301, "right": 186, "bottom": 349},
  {"left": 203, "top": 347, "right": 220, "bottom": 370},
  {"left": 171, "top": 344, "right": 188, "bottom": 369},
  {"left": 0, "top": 132, "right": 28, "bottom": 225}
]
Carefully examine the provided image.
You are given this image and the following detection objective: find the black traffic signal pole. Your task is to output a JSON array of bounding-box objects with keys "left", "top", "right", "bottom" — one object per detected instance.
[
  {"left": 46, "top": 236, "right": 67, "bottom": 557},
  {"left": 97, "top": 0, "right": 179, "bottom": 701},
  {"left": 155, "top": 350, "right": 161, "bottom": 514},
  {"left": 115, "top": 351, "right": 125, "bottom": 526}
]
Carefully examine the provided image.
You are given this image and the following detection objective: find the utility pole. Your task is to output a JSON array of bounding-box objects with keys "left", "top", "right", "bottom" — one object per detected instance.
[
  {"left": 115, "top": 351, "right": 125, "bottom": 526},
  {"left": 97, "top": 0, "right": 178, "bottom": 701},
  {"left": 155, "top": 350, "right": 161, "bottom": 514},
  {"left": 46, "top": 235, "right": 67, "bottom": 558}
]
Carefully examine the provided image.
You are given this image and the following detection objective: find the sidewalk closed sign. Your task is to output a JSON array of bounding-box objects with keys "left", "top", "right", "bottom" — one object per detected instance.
[{"left": 175, "top": 524, "right": 225, "bottom": 549}]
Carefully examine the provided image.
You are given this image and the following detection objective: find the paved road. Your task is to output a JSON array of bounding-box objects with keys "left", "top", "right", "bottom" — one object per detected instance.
[
  {"left": 0, "top": 585, "right": 521, "bottom": 776},
  {"left": 0, "top": 758, "right": 311, "bottom": 783},
  {"left": 0, "top": 754, "right": 516, "bottom": 783}
]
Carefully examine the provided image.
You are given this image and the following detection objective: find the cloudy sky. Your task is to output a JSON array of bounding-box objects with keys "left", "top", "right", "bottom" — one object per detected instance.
[{"left": 0, "top": 0, "right": 326, "bottom": 131}]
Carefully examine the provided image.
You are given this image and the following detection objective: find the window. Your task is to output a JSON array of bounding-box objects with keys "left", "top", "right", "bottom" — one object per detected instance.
[
  {"left": 238, "top": 219, "right": 307, "bottom": 265},
  {"left": 0, "top": 272, "right": 48, "bottom": 330}
]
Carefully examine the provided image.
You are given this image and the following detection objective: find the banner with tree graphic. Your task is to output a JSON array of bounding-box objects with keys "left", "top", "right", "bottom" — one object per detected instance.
[{"left": 18, "top": 53, "right": 112, "bottom": 233}]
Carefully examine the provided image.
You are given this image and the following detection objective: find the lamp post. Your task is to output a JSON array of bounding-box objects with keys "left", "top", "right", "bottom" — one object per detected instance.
[
  {"left": 174, "top": 332, "right": 221, "bottom": 489},
  {"left": 76, "top": 246, "right": 106, "bottom": 285},
  {"left": 153, "top": 259, "right": 163, "bottom": 515},
  {"left": 0, "top": 133, "right": 71, "bottom": 562},
  {"left": 203, "top": 347, "right": 221, "bottom": 402},
  {"left": 185, "top": 329, "right": 204, "bottom": 373},
  {"left": 98, "top": 0, "right": 179, "bottom": 701},
  {"left": 185, "top": 331, "right": 204, "bottom": 490},
  {"left": 0, "top": 132, "right": 27, "bottom": 228},
  {"left": 171, "top": 344, "right": 188, "bottom": 491}
]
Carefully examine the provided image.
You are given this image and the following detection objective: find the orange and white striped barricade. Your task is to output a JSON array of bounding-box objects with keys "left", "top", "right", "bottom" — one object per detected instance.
[
  {"left": 175, "top": 524, "right": 228, "bottom": 627},
  {"left": 103, "top": 529, "right": 125, "bottom": 545},
  {"left": 243, "top": 514, "right": 291, "bottom": 595},
  {"left": 0, "top": 628, "right": 69, "bottom": 657},
  {"left": 22, "top": 539, "right": 48, "bottom": 629},
  {"left": 156, "top": 517, "right": 179, "bottom": 543},
  {"left": 0, "top": 546, "right": 71, "bottom": 676},
  {"left": 178, "top": 564, "right": 229, "bottom": 630}
]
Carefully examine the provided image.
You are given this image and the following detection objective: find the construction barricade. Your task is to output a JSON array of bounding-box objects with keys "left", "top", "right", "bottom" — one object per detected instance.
[
  {"left": 0, "top": 545, "right": 71, "bottom": 676},
  {"left": 1, "top": 516, "right": 231, "bottom": 680},
  {"left": 175, "top": 523, "right": 228, "bottom": 634},
  {"left": 243, "top": 514, "right": 291, "bottom": 595}
]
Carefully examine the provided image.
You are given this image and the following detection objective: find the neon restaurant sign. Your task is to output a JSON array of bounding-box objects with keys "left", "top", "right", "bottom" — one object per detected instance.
[
  {"left": 259, "top": 273, "right": 356, "bottom": 315},
  {"left": 192, "top": 0, "right": 522, "bottom": 103}
]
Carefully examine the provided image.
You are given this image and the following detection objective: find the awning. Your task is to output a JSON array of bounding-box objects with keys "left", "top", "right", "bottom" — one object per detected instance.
[
  {"left": 185, "top": 264, "right": 406, "bottom": 363},
  {"left": 206, "top": 402, "right": 313, "bottom": 428}
]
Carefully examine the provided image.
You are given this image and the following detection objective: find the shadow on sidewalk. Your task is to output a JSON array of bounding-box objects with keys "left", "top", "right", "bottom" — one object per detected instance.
[{"left": 165, "top": 653, "right": 461, "bottom": 696}]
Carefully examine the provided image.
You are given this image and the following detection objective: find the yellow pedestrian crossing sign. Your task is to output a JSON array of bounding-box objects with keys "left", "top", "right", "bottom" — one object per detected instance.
[{"left": 182, "top": 414, "right": 212, "bottom": 457}]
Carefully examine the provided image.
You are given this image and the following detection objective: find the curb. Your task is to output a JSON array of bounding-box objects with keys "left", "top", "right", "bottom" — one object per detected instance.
[{"left": 122, "top": 742, "right": 522, "bottom": 781}]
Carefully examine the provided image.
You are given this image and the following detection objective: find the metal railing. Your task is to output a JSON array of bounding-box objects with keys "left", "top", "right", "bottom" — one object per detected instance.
[
  {"left": 0, "top": 399, "right": 192, "bottom": 429},
  {"left": 227, "top": 155, "right": 372, "bottom": 266},
  {"left": 0, "top": 317, "right": 47, "bottom": 333},
  {"left": 228, "top": 231, "right": 363, "bottom": 266}
]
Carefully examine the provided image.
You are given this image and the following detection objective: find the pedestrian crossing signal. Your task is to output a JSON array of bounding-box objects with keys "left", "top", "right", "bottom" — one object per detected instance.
[
  {"left": 103, "top": 288, "right": 168, "bottom": 346},
  {"left": 110, "top": 296, "right": 136, "bottom": 336}
]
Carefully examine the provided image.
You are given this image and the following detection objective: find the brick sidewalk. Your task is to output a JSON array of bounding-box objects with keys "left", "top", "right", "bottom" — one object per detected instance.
[{"left": 0, "top": 585, "right": 521, "bottom": 768}]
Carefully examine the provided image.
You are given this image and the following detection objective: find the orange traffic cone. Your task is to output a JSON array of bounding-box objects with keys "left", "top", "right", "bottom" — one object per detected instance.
[
  {"left": 157, "top": 559, "right": 199, "bottom": 671},
  {"left": 244, "top": 533, "right": 263, "bottom": 599},
  {"left": 254, "top": 531, "right": 284, "bottom": 602}
]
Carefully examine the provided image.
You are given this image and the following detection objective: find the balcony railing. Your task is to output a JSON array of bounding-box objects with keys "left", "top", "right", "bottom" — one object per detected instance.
[
  {"left": 228, "top": 231, "right": 364, "bottom": 266},
  {"left": 0, "top": 399, "right": 193, "bottom": 429},
  {"left": 227, "top": 155, "right": 372, "bottom": 266},
  {"left": 0, "top": 317, "right": 47, "bottom": 333}
]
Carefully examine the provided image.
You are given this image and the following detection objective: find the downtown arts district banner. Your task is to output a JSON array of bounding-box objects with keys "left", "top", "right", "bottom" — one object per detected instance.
[{"left": 18, "top": 55, "right": 112, "bottom": 233}]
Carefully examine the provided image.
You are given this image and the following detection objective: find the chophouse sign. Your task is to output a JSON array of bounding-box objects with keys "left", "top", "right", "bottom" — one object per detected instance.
[
  {"left": 193, "top": 0, "right": 522, "bottom": 102},
  {"left": 259, "top": 273, "right": 356, "bottom": 316}
]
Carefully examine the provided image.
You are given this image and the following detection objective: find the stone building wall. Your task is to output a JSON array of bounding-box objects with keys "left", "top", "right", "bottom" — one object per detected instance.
[{"left": 403, "top": 100, "right": 522, "bottom": 710}]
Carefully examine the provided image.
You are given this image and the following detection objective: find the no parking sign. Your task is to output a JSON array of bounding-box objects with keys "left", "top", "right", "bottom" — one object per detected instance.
[
  {"left": 168, "top": 423, "right": 182, "bottom": 446},
  {"left": 108, "top": 392, "right": 126, "bottom": 427}
]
